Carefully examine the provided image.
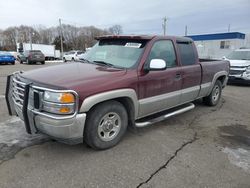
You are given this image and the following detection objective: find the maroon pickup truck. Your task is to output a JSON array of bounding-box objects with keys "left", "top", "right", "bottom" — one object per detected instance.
[{"left": 6, "top": 35, "right": 229, "bottom": 149}]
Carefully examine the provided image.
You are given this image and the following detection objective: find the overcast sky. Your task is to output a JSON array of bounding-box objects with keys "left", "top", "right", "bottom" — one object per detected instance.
[{"left": 0, "top": 0, "right": 250, "bottom": 35}]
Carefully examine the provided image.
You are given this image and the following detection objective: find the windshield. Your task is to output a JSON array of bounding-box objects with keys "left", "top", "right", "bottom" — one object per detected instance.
[
  {"left": 83, "top": 39, "right": 147, "bottom": 68},
  {"left": 226, "top": 51, "right": 250, "bottom": 60}
]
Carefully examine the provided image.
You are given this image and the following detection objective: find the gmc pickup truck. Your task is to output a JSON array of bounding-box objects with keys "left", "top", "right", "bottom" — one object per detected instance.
[{"left": 6, "top": 35, "right": 229, "bottom": 149}]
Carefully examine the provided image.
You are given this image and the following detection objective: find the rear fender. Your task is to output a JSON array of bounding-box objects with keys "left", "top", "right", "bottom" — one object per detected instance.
[{"left": 207, "top": 71, "right": 228, "bottom": 95}]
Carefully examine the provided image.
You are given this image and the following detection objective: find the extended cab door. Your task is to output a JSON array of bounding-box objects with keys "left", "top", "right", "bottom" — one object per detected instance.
[
  {"left": 138, "top": 40, "right": 182, "bottom": 118},
  {"left": 176, "top": 40, "right": 202, "bottom": 103}
]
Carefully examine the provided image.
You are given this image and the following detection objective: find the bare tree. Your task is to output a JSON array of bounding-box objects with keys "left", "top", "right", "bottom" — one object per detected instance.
[
  {"left": 108, "top": 25, "right": 123, "bottom": 35},
  {"left": 0, "top": 24, "right": 114, "bottom": 51},
  {"left": 2, "top": 27, "right": 19, "bottom": 50}
]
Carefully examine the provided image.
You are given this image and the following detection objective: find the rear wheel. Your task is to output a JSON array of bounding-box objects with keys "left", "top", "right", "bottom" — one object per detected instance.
[
  {"left": 203, "top": 80, "right": 222, "bottom": 106},
  {"left": 11, "top": 61, "right": 15, "bottom": 65},
  {"left": 63, "top": 57, "right": 66, "bottom": 62},
  {"left": 41, "top": 61, "right": 45, "bottom": 65},
  {"left": 84, "top": 101, "right": 128, "bottom": 150}
]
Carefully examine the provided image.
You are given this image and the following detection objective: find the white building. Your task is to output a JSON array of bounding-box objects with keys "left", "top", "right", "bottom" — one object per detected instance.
[{"left": 187, "top": 32, "right": 249, "bottom": 59}]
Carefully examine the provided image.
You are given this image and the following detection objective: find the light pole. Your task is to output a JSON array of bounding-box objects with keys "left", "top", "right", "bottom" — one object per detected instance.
[
  {"left": 162, "top": 17, "right": 168, "bottom": 36},
  {"left": 59, "top": 18, "right": 64, "bottom": 58}
]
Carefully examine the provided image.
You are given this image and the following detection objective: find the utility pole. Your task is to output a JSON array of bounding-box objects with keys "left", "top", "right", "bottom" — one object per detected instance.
[
  {"left": 228, "top": 24, "right": 231, "bottom": 32},
  {"left": 185, "top": 25, "right": 188, "bottom": 36},
  {"left": 162, "top": 17, "right": 167, "bottom": 36},
  {"left": 59, "top": 18, "right": 64, "bottom": 58}
]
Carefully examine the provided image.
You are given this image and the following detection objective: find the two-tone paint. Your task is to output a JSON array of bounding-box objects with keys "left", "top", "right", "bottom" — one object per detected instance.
[{"left": 6, "top": 35, "right": 230, "bottom": 144}]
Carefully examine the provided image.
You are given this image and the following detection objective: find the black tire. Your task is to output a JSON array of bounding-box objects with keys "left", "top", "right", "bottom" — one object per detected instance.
[
  {"left": 20, "top": 60, "right": 23, "bottom": 64},
  {"left": 72, "top": 57, "right": 75, "bottom": 61},
  {"left": 63, "top": 58, "right": 66, "bottom": 62},
  {"left": 84, "top": 100, "right": 128, "bottom": 150},
  {"left": 41, "top": 61, "right": 45, "bottom": 65},
  {"left": 11, "top": 61, "right": 15, "bottom": 65},
  {"left": 203, "top": 80, "right": 222, "bottom": 106}
]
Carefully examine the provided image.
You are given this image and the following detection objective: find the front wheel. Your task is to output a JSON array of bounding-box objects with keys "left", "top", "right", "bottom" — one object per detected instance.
[
  {"left": 84, "top": 101, "right": 128, "bottom": 150},
  {"left": 203, "top": 80, "right": 222, "bottom": 106}
]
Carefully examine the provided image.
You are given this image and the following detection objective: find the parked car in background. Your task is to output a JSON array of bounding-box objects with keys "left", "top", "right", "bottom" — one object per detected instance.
[
  {"left": 75, "top": 52, "right": 86, "bottom": 61},
  {"left": 22, "top": 50, "right": 45, "bottom": 64},
  {"left": 63, "top": 50, "right": 84, "bottom": 62},
  {"left": 17, "top": 52, "right": 26, "bottom": 64},
  {"left": 0, "top": 51, "right": 15, "bottom": 65},
  {"left": 224, "top": 48, "right": 250, "bottom": 84}
]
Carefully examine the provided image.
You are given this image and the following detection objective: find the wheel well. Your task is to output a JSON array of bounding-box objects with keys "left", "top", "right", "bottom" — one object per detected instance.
[
  {"left": 217, "top": 75, "right": 226, "bottom": 85},
  {"left": 115, "top": 97, "right": 135, "bottom": 127},
  {"left": 87, "top": 97, "right": 136, "bottom": 128}
]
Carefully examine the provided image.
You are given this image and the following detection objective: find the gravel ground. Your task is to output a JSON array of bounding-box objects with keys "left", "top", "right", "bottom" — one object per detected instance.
[{"left": 0, "top": 62, "right": 249, "bottom": 188}]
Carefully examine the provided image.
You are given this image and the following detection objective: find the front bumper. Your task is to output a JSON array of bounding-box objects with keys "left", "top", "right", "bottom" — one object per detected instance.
[
  {"left": 228, "top": 73, "right": 250, "bottom": 84},
  {"left": 5, "top": 73, "right": 86, "bottom": 144}
]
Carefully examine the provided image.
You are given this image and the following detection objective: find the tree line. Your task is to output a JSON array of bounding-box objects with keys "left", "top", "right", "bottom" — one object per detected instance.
[{"left": 0, "top": 24, "right": 122, "bottom": 52}]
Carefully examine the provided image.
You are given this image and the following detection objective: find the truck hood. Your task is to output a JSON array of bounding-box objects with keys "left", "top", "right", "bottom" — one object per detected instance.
[
  {"left": 229, "top": 60, "right": 250, "bottom": 67},
  {"left": 21, "top": 62, "right": 127, "bottom": 90}
]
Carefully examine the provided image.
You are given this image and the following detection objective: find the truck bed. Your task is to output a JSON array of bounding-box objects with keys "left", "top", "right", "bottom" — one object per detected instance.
[{"left": 199, "top": 59, "right": 230, "bottom": 84}]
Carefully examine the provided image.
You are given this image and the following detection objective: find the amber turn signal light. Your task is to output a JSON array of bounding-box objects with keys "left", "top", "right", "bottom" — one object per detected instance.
[{"left": 60, "top": 93, "right": 75, "bottom": 103}]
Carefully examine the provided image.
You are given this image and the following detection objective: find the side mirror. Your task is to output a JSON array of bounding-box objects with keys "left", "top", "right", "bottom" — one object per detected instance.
[{"left": 149, "top": 59, "right": 167, "bottom": 71}]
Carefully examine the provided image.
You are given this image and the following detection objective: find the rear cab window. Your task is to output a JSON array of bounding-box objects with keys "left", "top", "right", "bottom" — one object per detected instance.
[{"left": 177, "top": 41, "right": 196, "bottom": 66}]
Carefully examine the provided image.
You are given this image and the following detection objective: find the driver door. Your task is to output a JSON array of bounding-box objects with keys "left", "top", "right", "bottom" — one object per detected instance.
[{"left": 138, "top": 40, "right": 182, "bottom": 118}]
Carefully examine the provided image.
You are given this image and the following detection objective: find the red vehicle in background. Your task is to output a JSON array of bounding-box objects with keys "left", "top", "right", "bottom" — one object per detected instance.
[{"left": 6, "top": 35, "right": 229, "bottom": 149}]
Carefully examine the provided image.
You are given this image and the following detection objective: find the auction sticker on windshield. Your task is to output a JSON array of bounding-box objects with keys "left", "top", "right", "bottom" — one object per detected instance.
[{"left": 125, "top": 43, "right": 142, "bottom": 48}]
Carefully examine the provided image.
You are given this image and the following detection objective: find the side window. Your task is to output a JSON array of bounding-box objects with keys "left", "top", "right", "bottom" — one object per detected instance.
[
  {"left": 148, "top": 40, "right": 177, "bottom": 68},
  {"left": 220, "top": 41, "right": 230, "bottom": 49},
  {"left": 177, "top": 42, "right": 196, "bottom": 66}
]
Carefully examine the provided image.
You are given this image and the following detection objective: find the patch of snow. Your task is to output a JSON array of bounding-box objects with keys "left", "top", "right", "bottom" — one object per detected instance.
[
  {"left": 0, "top": 117, "right": 48, "bottom": 148},
  {"left": 0, "top": 95, "right": 5, "bottom": 99},
  {"left": 45, "top": 60, "right": 63, "bottom": 63},
  {"left": 223, "top": 147, "right": 250, "bottom": 173}
]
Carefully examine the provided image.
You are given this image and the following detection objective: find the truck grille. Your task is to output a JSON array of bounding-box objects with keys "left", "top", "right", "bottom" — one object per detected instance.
[
  {"left": 12, "top": 76, "right": 26, "bottom": 109},
  {"left": 229, "top": 66, "right": 247, "bottom": 75},
  {"left": 229, "top": 69, "right": 245, "bottom": 75}
]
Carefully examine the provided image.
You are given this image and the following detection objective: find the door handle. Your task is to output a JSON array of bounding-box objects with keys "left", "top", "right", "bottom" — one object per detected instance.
[{"left": 175, "top": 73, "right": 181, "bottom": 80}]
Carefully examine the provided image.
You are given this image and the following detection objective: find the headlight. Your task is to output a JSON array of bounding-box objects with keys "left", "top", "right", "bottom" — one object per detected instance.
[
  {"left": 44, "top": 91, "right": 75, "bottom": 103},
  {"left": 42, "top": 91, "right": 76, "bottom": 115}
]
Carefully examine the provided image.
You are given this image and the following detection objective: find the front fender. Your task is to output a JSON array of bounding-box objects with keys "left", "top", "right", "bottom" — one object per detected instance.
[{"left": 79, "top": 89, "right": 139, "bottom": 118}]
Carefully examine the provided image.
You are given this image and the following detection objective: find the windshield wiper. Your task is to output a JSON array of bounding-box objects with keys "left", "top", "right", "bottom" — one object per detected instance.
[
  {"left": 93, "top": 61, "right": 124, "bottom": 69},
  {"left": 77, "top": 58, "right": 92, "bottom": 64}
]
